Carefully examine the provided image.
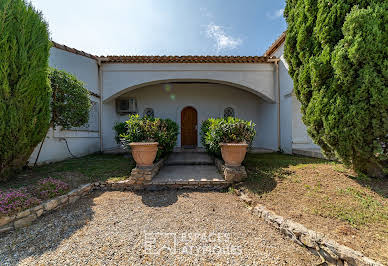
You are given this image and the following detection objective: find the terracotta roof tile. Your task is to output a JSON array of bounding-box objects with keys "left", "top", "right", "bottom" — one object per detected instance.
[
  {"left": 99, "top": 55, "right": 272, "bottom": 63},
  {"left": 51, "top": 41, "right": 276, "bottom": 63},
  {"left": 52, "top": 41, "right": 98, "bottom": 60},
  {"left": 264, "top": 31, "right": 286, "bottom": 57}
]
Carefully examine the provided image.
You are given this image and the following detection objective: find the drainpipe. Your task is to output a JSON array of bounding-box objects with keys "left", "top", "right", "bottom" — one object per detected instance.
[
  {"left": 97, "top": 58, "right": 103, "bottom": 153},
  {"left": 268, "top": 58, "right": 281, "bottom": 151}
]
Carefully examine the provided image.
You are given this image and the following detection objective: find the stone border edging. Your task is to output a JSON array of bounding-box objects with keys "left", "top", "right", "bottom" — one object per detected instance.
[
  {"left": 0, "top": 183, "right": 93, "bottom": 234},
  {"left": 235, "top": 189, "right": 383, "bottom": 266}
]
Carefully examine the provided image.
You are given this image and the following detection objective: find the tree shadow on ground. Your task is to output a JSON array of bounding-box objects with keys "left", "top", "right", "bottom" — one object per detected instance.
[
  {"left": 0, "top": 191, "right": 101, "bottom": 265},
  {"left": 136, "top": 189, "right": 179, "bottom": 207},
  {"left": 135, "top": 188, "right": 226, "bottom": 208},
  {"left": 346, "top": 174, "right": 388, "bottom": 198},
  {"left": 240, "top": 152, "right": 328, "bottom": 196}
]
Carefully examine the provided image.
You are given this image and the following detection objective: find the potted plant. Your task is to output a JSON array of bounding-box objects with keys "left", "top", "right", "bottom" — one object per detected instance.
[
  {"left": 202, "top": 117, "right": 256, "bottom": 167},
  {"left": 120, "top": 115, "right": 159, "bottom": 167}
]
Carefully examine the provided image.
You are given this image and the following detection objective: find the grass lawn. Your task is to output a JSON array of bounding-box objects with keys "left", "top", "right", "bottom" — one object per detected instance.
[
  {"left": 0, "top": 154, "right": 135, "bottom": 191},
  {"left": 240, "top": 153, "right": 388, "bottom": 264}
]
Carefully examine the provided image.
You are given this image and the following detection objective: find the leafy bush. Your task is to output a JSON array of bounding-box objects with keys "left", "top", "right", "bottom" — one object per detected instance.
[
  {"left": 32, "top": 177, "right": 70, "bottom": 200},
  {"left": 284, "top": 0, "right": 387, "bottom": 177},
  {"left": 154, "top": 118, "right": 179, "bottom": 158},
  {"left": 0, "top": 188, "right": 41, "bottom": 216},
  {"left": 200, "top": 119, "right": 211, "bottom": 152},
  {"left": 201, "top": 117, "right": 256, "bottom": 157},
  {"left": 0, "top": 0, "right": 51, "bottom": 180},
  {"left": 121, "top": 115, "right": 178, "bottom": 159},
  {"left": 50, "top": 68, "right": 91, "bottom": 129},
  {"left": 113, "top": 122, "right": 127, "bottom": 144}
]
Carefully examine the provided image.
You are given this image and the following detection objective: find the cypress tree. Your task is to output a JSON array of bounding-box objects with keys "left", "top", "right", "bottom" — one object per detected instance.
[
  {"left": 0, "top": 0, "right": 51, "bottom": 180},
  {"left": 284, "top": 0, "right": 387, "bottom": 177}
]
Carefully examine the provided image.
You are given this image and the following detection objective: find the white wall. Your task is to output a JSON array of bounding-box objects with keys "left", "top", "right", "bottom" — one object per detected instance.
[
  {"left": 272, "top": 43, "right": 319, "bottom": 151},
  {"left": 101, "top": 63, "right": 276, "bottom": 103},
  {"left": 102, "top": 83, "right": 278, "bottom": 151},
  {"left": 28, "top": 47, "right": 101, "bottom": 165}
]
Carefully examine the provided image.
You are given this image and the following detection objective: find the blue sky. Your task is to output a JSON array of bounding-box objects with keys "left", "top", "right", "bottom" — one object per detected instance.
[{"left": 29, "top": 0, "right": 286, "bottom": 56}]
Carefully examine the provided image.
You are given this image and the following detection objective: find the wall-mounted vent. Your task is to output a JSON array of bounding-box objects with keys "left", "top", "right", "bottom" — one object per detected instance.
[{"left": 116, "top": 98, "right": 137, "bottom": 114}]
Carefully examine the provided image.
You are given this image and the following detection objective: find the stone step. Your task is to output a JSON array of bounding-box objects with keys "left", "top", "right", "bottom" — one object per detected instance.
[
  {"left": 152, "top": 165, "right": 224, "bottom": 183},
  {"left": 165, "top": 152, "right": 214, "bottom": 165}
]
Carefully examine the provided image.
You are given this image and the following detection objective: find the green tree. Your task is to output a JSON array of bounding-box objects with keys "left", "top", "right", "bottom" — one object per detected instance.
[
  {"left": 50, "top": 68, "right": 91, "bottom": 129},
  {"left": 0, "top": 0, "right": 51, "bottom": 181},
  {"left": 33, "top": 68, "right": 91, "bottom": 165},
  {"left": 284, "top": 0, "right": 387, "bottom": 177}
]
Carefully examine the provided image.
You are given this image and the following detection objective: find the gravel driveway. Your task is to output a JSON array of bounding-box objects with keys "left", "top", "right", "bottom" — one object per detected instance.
[{"left": 0, "top": 190, "right": 319, "bottom": 265}]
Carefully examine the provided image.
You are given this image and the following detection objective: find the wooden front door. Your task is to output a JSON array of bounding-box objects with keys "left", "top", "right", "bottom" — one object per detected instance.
[{"left": 181, "top": 106, "right": 197, "bottom": 147}]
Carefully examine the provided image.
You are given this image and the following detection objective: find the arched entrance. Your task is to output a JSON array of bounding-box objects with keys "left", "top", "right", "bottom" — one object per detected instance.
[{"left": 181, "top": 106, "right": 197, "bottom": 148}]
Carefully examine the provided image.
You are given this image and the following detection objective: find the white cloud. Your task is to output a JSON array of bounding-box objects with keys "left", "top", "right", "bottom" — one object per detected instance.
[
  {"left": 267, "top": 8, "right": 284, "bottom": 19},
  {"left": 206, "top": 23, "right": 242, "bottom": 53}
]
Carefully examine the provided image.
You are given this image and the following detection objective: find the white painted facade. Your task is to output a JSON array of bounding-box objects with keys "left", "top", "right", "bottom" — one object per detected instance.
[
  {"left": 28, "top": 47, "right": 101, "bottom": 165},
  {"left": 29, "top": 41, "right": 319, "bottom": 165},
  {"left": 271, "top": 43, "right": 319, "bottom": 151}
]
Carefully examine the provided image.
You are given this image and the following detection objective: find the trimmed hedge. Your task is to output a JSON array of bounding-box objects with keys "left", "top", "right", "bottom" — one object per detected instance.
[{"left": 201, "top": 117, "right": 256, "bottom": 157}]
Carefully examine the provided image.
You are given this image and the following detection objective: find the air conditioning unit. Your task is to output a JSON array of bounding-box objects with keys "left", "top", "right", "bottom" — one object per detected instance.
[{"left": 116, "top": 98, "right": 137, "bottom": 114}]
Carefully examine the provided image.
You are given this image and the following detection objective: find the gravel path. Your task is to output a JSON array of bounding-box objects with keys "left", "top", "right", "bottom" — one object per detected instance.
[{"left": 0, "top": 190, "right": 319, "bottom": 265}]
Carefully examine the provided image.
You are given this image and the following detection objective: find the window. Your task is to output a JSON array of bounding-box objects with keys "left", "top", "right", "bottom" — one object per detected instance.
[
  {"left": 144, "top": 108, "right": 154, "bottom": 118},
  {"left": 224, "top": 107, "right": 235, "bottom": 118}
]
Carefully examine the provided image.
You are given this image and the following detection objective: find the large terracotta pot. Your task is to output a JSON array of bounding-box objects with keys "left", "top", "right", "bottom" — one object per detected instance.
[
  {"left": 129, "top": 142, "right": 158, "bottom": 167},
  {"left": 220, "top": 143, "right": 248, "bottom": 167}
]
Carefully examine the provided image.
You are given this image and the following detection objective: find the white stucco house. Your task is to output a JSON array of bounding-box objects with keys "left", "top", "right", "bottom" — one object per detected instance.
[{"left": 29, "top": 32, "right": 321, "bottom": 165}]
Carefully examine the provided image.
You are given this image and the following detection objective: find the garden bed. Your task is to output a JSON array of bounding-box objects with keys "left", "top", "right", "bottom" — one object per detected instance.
[
  {"left": 1, "top": 154, "right": 135, "bottom": 191},
  {"left": 239, "top": 153, "right": 388, "bottom": 264}
]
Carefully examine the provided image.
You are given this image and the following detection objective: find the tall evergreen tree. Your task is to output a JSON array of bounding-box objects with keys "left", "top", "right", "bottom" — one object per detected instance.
[
  {"left": 284, "top": 0, "right": 387, "bottom": 177},
  {"left": 0, "top": 0, "right": 51, "bottom": 180}
]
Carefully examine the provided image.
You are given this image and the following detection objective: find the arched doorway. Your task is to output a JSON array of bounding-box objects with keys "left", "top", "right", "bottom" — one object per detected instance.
[{"left": 181, "top": 106, "right": 197, "bottom": 148}]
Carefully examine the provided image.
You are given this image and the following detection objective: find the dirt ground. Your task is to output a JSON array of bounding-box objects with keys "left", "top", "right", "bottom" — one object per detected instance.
[{"left": 242, "top": 153, "right": 388, "bottom": 264}]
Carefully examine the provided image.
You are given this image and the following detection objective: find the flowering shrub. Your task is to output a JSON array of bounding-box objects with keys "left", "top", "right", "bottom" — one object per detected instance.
[
  {"left": 33, "top": 178, "right": 70, "bottom": 200},
  {"left": 0, "top": 188, "right": 41, "bottom": 216}
]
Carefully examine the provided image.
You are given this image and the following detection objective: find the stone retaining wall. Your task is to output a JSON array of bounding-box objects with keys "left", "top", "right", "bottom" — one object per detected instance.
[
  {"left": 0, "top": 183, "right": 93, "bottom": 234},
  {"left": 129, "top": 158, "right": 165, "bottom": 185},
  {"left": 235, "top": 189, "right": 383, "bottom": 266},
  {"left": 215, "top": 158, "right": 247, "bottom": 182}
]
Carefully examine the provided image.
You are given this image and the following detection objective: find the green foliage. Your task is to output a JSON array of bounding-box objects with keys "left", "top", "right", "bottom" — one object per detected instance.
[
  {"left": 284, "top": 0, "right": 388, "bottom": 177},
  {"left": 201, "top": 117, "right": 256, "bottom": 157},
  {"left": 155, "top": 118, "right": 179, "bottom": 158},
  {"left": 0, "top": 0, "right": 51, "bottom": 180},
  {"left": 200, "top": 119, "right": 211, "bottom": 152},
  {"left": 121, "top": 115, "right": 178, "bottom": 159},
  {"left": 50, "top": 68, "right": 91, "bottom": 129},
  {"left": 113, "top": 122, "right": 127, "bottom": 144}
]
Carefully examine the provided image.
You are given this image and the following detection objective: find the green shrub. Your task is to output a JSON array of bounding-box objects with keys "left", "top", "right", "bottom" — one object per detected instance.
[
  {"left": 200, "top": 119, "right": 211, "bottom": 152},
  {"left": 121, "top": 115, "right": 178, "bottom": 159},
  {"left": 0, "top": 0, "right": 51, "bottom": 180},
  {"left": 201, "top": 117, "right": 256, "bottom": 157},
  {"left": 50, "top": 68, "right": 91, "bottom": 129},
  {"left": 284, "top": 0, "right": 387, "bottom": 177},
  {"left": 113, "top": 122, "right": 127, "bottom": 144},
  {"left": 155, "top": 118, "right": 179, "bottom": 158}
]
